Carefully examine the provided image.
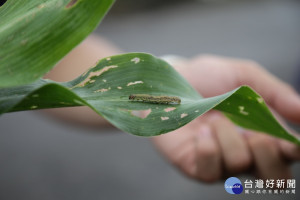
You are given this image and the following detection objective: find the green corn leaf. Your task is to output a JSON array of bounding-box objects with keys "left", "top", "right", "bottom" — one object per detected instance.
[
  {"left": 0, "top": 0, "right": 114, "bottom": 87},
  {"left": 1, "top": 53, "right": 299, "bottom": 145}
]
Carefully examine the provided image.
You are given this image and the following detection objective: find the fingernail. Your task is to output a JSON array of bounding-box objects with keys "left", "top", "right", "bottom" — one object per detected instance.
[{"left": 198, "top": 125, "right": 212, "bottom": 139}]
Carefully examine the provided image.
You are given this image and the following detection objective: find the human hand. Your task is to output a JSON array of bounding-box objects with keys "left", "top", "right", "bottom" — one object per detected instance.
[{"left": 152, "top": 55, "right": 300, "bottom": 182}]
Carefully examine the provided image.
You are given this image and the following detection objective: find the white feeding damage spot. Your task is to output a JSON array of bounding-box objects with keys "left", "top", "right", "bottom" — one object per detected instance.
[
  {"left": 37, "top": 3, "right": 46, "bottom": 9},
  {"left": 103, "top": 79, "right": 107, "bottom": 83},
  {"left": 164, "top": 107, "right": 176, "bottom": 112},
  {"left": 195, "top": 110, "right": 199, "bottom": 113},
  {"left": 131, "top": 109, "right": 151, "bottom": 119},
  {"left": 94, "top": 87, "right": 111, "bottom": 93},
  {"left": 73, "top": 65, "right": 118, "bottom": 88},
  {"left": 181, "top": 113, "right": 188, "bottom": 118},
  {"left": 238, "top": 106, "right": 249, "bottom": 115},
  {"left": 117, "top": 86, "right": 122, "bottom": 90},
  {"left": 161, "top": 116, "right": 169, "bottom": 121},
  {"left": 127, "top": 81, "right": 143, "bottom": 86},
  {"left": 106, "top": 57, "right": 111, "bottom": 61},
  {"left": 30, "top": 105, "right": 38, "bottom": 109},
  {"left": 131, "top": 57, "right": 140, "bottom": 64},
  {"left": 257, "top": 97, "right": 264, "bottom": 104}
]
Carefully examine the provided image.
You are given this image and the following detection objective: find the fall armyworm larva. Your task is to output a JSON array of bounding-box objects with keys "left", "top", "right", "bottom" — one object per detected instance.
[{"left": 129, "top": 94, "right": 181, "bottom": 104}]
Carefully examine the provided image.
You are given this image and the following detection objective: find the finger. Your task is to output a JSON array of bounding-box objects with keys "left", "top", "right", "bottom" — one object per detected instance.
[
  {"left": 267, "top": 109, "right": 300, "bottom": 160},
  {"left": 235, "top": 62, "right": 300, "bottom": 123},
  {"left": 246, "top": 132, "right": 292, "bottom": 179},
  {"left": 45, "top": 35, "right": 121, "bottom": 81},
  {"left": 209, "top": 114, "right": 252, "bottom": 174},
  {"left": 279, "top": 139, "right": 300, "bottom": 161},
  {"left": 152, "top": 120, "right": 221, "bottom": 182},
  {"left": 194, "top": 125, "right": 222, "bottom": 182}
]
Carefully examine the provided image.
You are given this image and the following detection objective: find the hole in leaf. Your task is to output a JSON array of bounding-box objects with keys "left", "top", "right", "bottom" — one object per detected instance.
[
  {"left": 66, "top": 0, "right": 78, "bottom": 8},
  {"left": 0, "top": 0, "right": 7, "bottom": 7},
  {"left": 130, "top": 109, "right": 151, "bottom": 119}
]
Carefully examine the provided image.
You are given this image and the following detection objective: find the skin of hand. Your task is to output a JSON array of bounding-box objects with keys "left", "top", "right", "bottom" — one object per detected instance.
[
  {"left": 46, "top": 35, "right": 300, "bottom": 182},
  {"left": 44, "top": 35, "right": 122, "bottom": 127},
  {"left": 152, "top": 55, "right": 300, "bottom": 182}
]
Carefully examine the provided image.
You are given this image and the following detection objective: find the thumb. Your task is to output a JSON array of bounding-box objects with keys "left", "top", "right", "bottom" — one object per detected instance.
[{"left": 236, "top": 63, "right": 300, "bottom": 123}]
